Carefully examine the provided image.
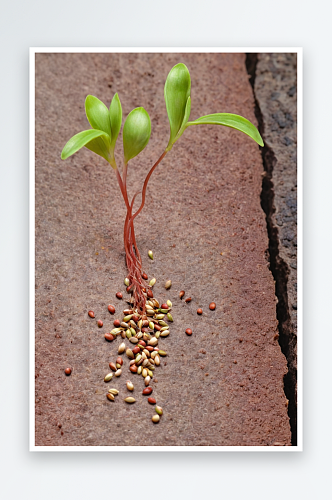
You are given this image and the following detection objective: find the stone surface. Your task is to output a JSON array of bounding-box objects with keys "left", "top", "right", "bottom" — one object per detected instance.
[{"left": 34, "top": 52, "right": 291, "bottom": 446}]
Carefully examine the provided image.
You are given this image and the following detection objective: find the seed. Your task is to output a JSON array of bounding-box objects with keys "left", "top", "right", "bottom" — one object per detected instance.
[
  {"left": 147, "top": 290, "right": 154, "bottom": 299},
  {"left": 154, "top": 324, "right": 161, "bottom": 332},
  {"left": 142, "top": 387, "right": 153, "bottom": 395},
  {"left": 110, "top": 328, "right": 122, "bottom": 334},
  {"left": 167, "top": 313, "right": 173, "bottom": 322},
  {"left": 108, "top": 388, "right": 119, "bottom": 395},
  {"left": 148, "top": 337, "right": 158, "bottom": 347},
  {"left": 132, "top": 314, "right": 140, "bottom": 323},
  {"left": 130, "top": 365, "right": 138, "bottom": 373},
  {"left": 142, "top": 272, "right": 148, "bottom": 280},
  {"left": 137, "top": 332, "right": 143, "bottom": 339},
  {"left": 148, "top": 370, "right": 153, "bottom": 378},
  {"left": 132, "top": 346, "right": 140, "bottom": 355},
  {"left": 155, "top": 405, "right": 163, "bottom": 416},
  {"left": 145, "top": 376, "right": 151, "bottom": 386},
  {"left": 155, "top": 314, "right": 164, "bottom": 320},
  {"left": 114, "top": 369, "right": 122, "bottom": 377},
  {"left": 139, "top": 340, "right": 146, "bottom": 347},
  {"left": 123, "top": 309, "right": 133, "bottom": 315},
  {"left": 165, "top": 280, "right": 172, "bottom": 289},
  {"left": 158, "top": 350, "right": 167, "bottom": 357},
  {"left": 137, "top": 366, "right": 142, "bottom": 375},
  {"left": 109, "top": 362, "right": 117, "bottom": 372},
  {"left": 160, "top": 326, "right": 169, "bottom": 331},
  {"left": 137, "top": 319, "right": 143, "bottom": 329},
  {"left": 185, "top": 297, "right": 192, "bottom": 303},
  {"left": 148, "top": 397, "right": 156, "bottom": 404},
  {"left": 116, "top": 357, "right": 123, "bottom": 366},
  {"left": 107, "top": 393, "right": 115, "bottom": 401},
  {"left": 118, "top": 342, "right": 126, "bottom": 354},
  {"left": 167, "top": 300, "right": 172, "bottom": 308},
  {"left": 64, "top": 367, "right": 71, "bottom": 376},
  {"left": 149, "top": 278, "right": 156, "bottom": 287},
  {"left": 104, "top": 373, "right": 113, "bottom": 382},
  {"left": 135, "top": 354, "right": 142, "bottom": 364},
  {"left": 209, "top": 302, "right": 216, "bottom": 310},
  {"left": 97, "top": 320, "right": 103, "bottom": 328},
  {"left": 154, "top": 355, "right": 160, "bottom": 366},
  {"left": 161, "top": 303, "right": 168, "bottom": 310},
  {"left": 159, "top": 309, "right": 168, "bottom": 314},
  {"left": 126, "top": 349, "right": 134, "bottom": 359},
  {"left": 116, "top": 292, "right": 123, "bottom": 299},
  {"left": 142, "top": 368, "right": 148, "bottom": 378},
  {"left": 179, "top": 291, "right": 185, "bottom": 299},
  {"left": 129, "top": 327, "right": 136, "bottom": 336},
  {"left": 160, "top": 330, "right": 169, "bottom": 337},
  {"left": 124, "top": 397, "right": 136, "bottom": 403},
  {"left": 149, "top": 358, "right": 155, "bottom": 365},
  {"left": 121, "top": 322, "right": 129, "bottom": 328},
  {"left": 148, "top": 250, "right": 153, "bottom": 260},
  {"left": 152, "top": 298, "right": 160, "bottom": 308},
  {"left": 124, "top": 277, "right": 130, "bottom": 286},
  {"left": 121, "top": 331, "right": 126, "bottom": 338},
  {"left": 142, "top": 359, "right": 149, "bottom": 367},
  {"left": 114, "top": 319, "right": 121, "bottom": 328},
  {"left": 148, "top": 321, "right": 155, "bottom": 330},
  {"left": 126, "top": 330, "right": 132, "bottom": 339},
  {"left": 126, "top": 286, "right": 132, "bottom": 293},
  {"left": 152, "top": 415, "right": 160, "bottom": 423},
  {"left": 129, "top": 359, "right": 136, "bottom": 366},
  {"left": 108, "top": 304, "right": 115, "bottom": 314},
  {"left": 143, "top": 333, "right": 151, "bottom": 342},
  {"left": 151, "top": 351, "right": 157, "bottom": 359},
  {"left": 159, "top": 320, "right": 168, "bottom": 327},
  {"left": 197, "top": 308, "right": 203, "bottom": 315},
  {"left": 123, "top": 314, "right": 133, "bottom": 322},
  {"left": 88, "top": 310, "right": 95, "bottom": 318},
  {"left": 154, "top": 331, "right": 160, "bottom": 339},
  {"left": 104, "top": 333, "right": 115, "bottom": 342},
  {"left": 126, "top": 381, "right": 134, "bottom": 391},
  {"left": 185, "top": 328, "right": 192, "bottom": 336}
]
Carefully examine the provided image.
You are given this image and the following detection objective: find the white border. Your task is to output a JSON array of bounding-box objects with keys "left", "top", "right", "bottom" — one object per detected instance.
[{"left": 30, "top": 47, "right": 302, "bottom": 452}]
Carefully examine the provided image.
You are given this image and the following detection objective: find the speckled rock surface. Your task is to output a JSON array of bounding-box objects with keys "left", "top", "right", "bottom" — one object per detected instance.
[{"left": 34, "top": 52, "right": 291, "bottom": 446}]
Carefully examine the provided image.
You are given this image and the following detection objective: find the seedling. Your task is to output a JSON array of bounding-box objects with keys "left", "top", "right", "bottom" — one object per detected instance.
[{"left": 61, "top": 63, "right": 263, "bottom": 313}]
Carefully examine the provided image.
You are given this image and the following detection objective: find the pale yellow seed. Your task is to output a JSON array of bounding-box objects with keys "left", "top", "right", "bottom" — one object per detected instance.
[
  {"left": 108, "top": 388, "right": 119, "bottom": 395},
  {"left": 165, "top": 280, "right": 172, "bottom": 289},
  {"left": 118, "top": 342, "right": 126, "bottom": 354},
  {"left": 124, "top": 397, "right": 135, "bottom": 403},
  {"left": 142, "top": 368, "right": 148, "bottom": 378},
  {"left": 126, "top": 381, "right": 134, "bottom": 391},
  {"left": 152, "top": 415, "right": 160, "bottom": 423},
  {"left": 155, "top": 355, "right": 160, "bottom": 366},
  {"left": 149, "top": 278, "right": 156, "bottom": 287},
  {"left": 104, "top": 373, "right": 113, "bottom": 382}
]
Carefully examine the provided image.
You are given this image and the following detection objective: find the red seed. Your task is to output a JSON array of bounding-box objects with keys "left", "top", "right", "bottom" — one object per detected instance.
[
  {"left": 132, "top": 314, "right": 139, "bottom": 323},
  {"left": 88, "top": 310, "right": 95, "bottom": 318},
  {"left": 116, "top": 292, "right": 123, "bottom": 299},
  {"left": 209, "top": 302, "right": 216, "bottom": 310},
  {"left": 142, "top": 273, "right": 148, "bottom": 280},
  {"left": 185, "top": 328, "right": 192, "bottom": 336},
  {"left": 130, "top": 365, "right": 138, "bottom": 373},
  {"left": 116, "top": 356, "right": 123, "bottom": 366},
  {"left": 126, "top": 286, "right": 132, "bottom": 293},
  {"left": 185, "top": 297, "right": 192, "bottom": 303},
  {"left": 197, "top": 308, "right": 203, "bottom": 315},
  {"left": 148, "top": 397, "right": 156, "bottom": 405},
  {"left": 64, "top": 367, "right": 71, "bottom": 376},
  {"left": 147, "top": 290, "right": 153, "bottom": 298},
  {"left": 142, "top": 320, "right": 149, "bottom": 327},
  {"left": 113, "top": 319, "right": 121, "bottom": 327},
  {"left": 132, "top": 346, "right": 140, "bottom": 354},
  {"left": 179, "top": 291, "right": 185, "bottom": 299},
  {"left": 109, "top": 362, "right": 117, "bottom": 372},
  {"left": 138, "top": 340, "right": 146, "bottom": 347},
  {"left": 108, "top": 304, "right": 115, "bottom": 314},
  {"left": 97, "top": 320, "right": 103, "bottom": 328},
  {"left": 146, "top": 346, "right": 154, "bottom": 352},
  {"left": 161, "top": 303, "right": 168, "bottom": 309},
  {"left": 104, "top": 333, "right": 115, "bottom": 342},
  {"left": 142, "top": 387, "right": 153, "bottom": 395},
  {"left": 154, "top": 324, "right": 161, "bottom": 331}
]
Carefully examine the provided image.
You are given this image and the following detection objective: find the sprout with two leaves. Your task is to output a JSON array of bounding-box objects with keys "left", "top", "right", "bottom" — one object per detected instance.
[{"left": 61, "top": 63, "right": 263, "bottom": 313}]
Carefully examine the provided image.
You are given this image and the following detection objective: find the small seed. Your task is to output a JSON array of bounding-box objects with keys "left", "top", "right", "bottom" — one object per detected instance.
[
  {"left": 88, "top": 310, "right": 95, "bottom": 318},
  {"left": 167, "top": 313, "right": 173, "bottom": 322},
  {"left": 151, "top": 351, "right": 157, "bottom": 359},
  {"left": 108, "top": 388, "right": 119, "bottom": 395},
  {"left": 197, "top": 308, "right": 203, "bottom": 315},
  {"left": 160, "top": 326, "right": 169, "bottom": 331},
  {"left": 124, "top": 397, "right": 135, "bottom": 403},
  {"left": 121, "top": 331, "right": 126, "bottom": 338},
  {"left": 148, "top": 337, "right": 158, "bottom": 347},
  {"left": 132, "top": 314, "right": 140, "bottom": 323},
  {"left": 148, "top": 250, "right": 153, "bottom": 260},
  {"left": 145, "top": 376, "right": 151, "bottom": 386},
  {"left": 155, "top": 405, "right": 163, "bottom": 416},
  {"left": 149, "top": 278, "right": 156, "bottom": 287},
  {"left": 130, "top": 327, "right": 136, "bottom": 336},
  {"left": 185, "top": 297, "right": 192, "bottom": 303},
  {"left": 142, "top": 359, "right": 149, "bottom": 367},
  {"left": 142, "top": 368, "right": 148, "bottom": 378},
  {"left": 137, "top": 366, "right": 142, "bottom": 375},
  {"left": 155, "top": 314, "right": 164, "bottom": 320},
  {"left": 152, "top": 415, "right": 160, "bottom": 423},
  {"left": 123, "top": 314, "right": 133, "bottom": 322},
  {"left": 154, "top": 355, "right": 160, "bottom": 366},
  {"left": 64, "top": 367, "right": 71, "bottom": 376},
  {"left": 154, "top": 331, "right": 160, "bottom": 339},
  {"left": 179, "top": 291, "right": 185, "bottom": 299},
  {"left": 148, "top": 397, "right": 156, "bottom": 404},
  {"left": 109, "top": 362, "right": 117, "bottom": 372},
  {"left": 159, "top": 309, "right": 168, "bottom": 314},
  {"left": 104, "top": 333, "right": 115, "bottom": 342},
  {"left": 126, "top": 381, "right": 134, "bottom": 391},
  {"left": 126, "top": 349, "right": 134, "bottom": 359},
  {"left": 143, "top": 349, "right": 150, "bottom": 357},
  {"left": 209, "top": 302, "right": 216, "bottom": 310},
  {"left": 149, "top": 358, "right": 155, "bottom": 365},
  {"left": 137, "top": 319, "right": 143, "bottom": 329},
  {"left": 116, "top": 363, "right": 121, "bottom": 369},
  {"left": 185, "top": 328, "right": 192, "bottom": 336},
  {"left": 165, "top": 280, "right": 172, "bottom": 289},
  {"left": 167, "top": 300, "right": 172, "bottom": 308},
  {"left": 116, "top": 292, "right": 123, "bottom": 299},
  {"left": 148, "top": 321, "right": 155, "bottom": 330},
  {"left": 161, "top": 303, "right": 168, "bottom": 310},
  {"left": 158, "top": 350, "right": 167, "bottom": 357},
  {"left": 159, "top": 320, "right": 168, "bottom": 327},
  {"left": 114, "top": 369, "right": 122, "bottom": 377},
  {"left": 114, "top": 319, "right": 121, "bottom": 328},
  {"left": 130, "top": 365, "right": 138, "bottom": 373},
  {"left": 129, "top": 359, "right": 136, "bottom": 366},
  {"left": 97, "top": 320, "right": 103, "bottom": 328},
  {"left": 116, "top": 356, "right": 123, "bottom": 366},
  {"left": 126, "top": 330, "right": 132, "bottom": 339},
  {"left": 121, "top": 322, "right": 129, "bottom": 328},
  {"left": 104, "top": 373, "right": 113, "bottom": 382},
  {"left": 135, "top": 354, "right": 142, "bottom": 364},
  {"left": 142, "top": 387, "right": 153, "bottom": 395},
  {"left": 124, "top": 277, "right": 130, "bottom": 286},
  {"left": 118, "top": 342, "right": 126, "bottom": 354},
  {"left": 148, "top": 369, "right": 153, "bottom": 378},
  {"left": 110, "top": 328, "right": 122, "bottom": 334},
  {"left": 139, "top": 340, "right": 146, "bottom": 347},
  {"left": 107, "top": 393, "right": 115, "bottom": 401},
  {"left": 160, "top": 330, "right": 169, "bottom": 337},
  {"left": 152, "top": 298, "right": 160, "bottom": 308},
  {"left": 142, "top": 272, "right": 148, "bottom": 280},
  {"left": 108, "top": 304, "right": 115, "bottom": 314},
  {"left": 123, "top": 309, "right": 133, "bottom": 315},
  {"left": 132, "top": 346, "right": 140, "bottom": 355},
  {"left": 147, "top": 290, "right": 154, "bottom": 298}
]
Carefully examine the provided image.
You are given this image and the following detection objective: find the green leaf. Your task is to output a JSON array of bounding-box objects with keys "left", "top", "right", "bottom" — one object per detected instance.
[
  {"left": 186, "top": 113, "right": 264, "bottom": 147},
  {"left": 85, "top": 95, "right": 112, "bottom": 137},
  {"left": 109, "top": 93, "right": 122, "bottom": 150},
  {"left": 123, "top": 107, "right": 151, "bottom": 163},
  {"left": 61, "top": 129, "right": 111, "bottom": 161},
  {"left": 164, "top": 63, "right": 191, "bottom": 149},
  {"left": 174, "top": 96, "right": 191, "bottom": 141}
]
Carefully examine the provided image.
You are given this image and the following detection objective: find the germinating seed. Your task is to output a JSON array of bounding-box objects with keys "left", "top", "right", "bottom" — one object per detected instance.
[
  {"left": 126, "top": 381, "right": 134, "bottom": 391},
  {"left": 155, "top": 406, "right": 163, "bottom": 416},
  {"left": 148, "top": 250, "right": 153, "bottom": 260}
]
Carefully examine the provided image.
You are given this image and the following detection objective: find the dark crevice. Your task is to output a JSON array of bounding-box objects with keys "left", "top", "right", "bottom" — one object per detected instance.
[{"left": 245, "top": 54, "right": 297, "bottom": 446}]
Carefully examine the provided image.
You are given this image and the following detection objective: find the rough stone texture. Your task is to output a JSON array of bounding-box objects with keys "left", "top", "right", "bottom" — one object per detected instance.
[
  {"left": 34, "top": 52, "right": 291, "bottom": 446},
  {"left": 254, "top": 53, "right": 297, "bottom": 424}
]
